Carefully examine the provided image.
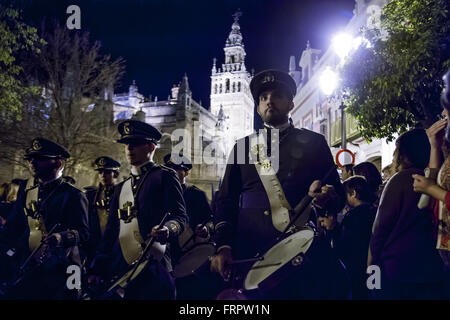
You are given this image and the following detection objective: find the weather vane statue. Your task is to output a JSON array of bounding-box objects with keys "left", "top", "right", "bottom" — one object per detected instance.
[{"left": 233, "top": 9, "right": 242, "bottom": 22}]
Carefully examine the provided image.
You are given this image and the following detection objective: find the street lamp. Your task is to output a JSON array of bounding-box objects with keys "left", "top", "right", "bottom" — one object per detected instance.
[
  {"left": 319, "top": 66, "right": 339, "bottom": 96},
  {"left": 332, "top": 33, "right": 354, "bottom": 61},
  {"left": 319, "top": 67, "right": 346, "bottom": 149}
]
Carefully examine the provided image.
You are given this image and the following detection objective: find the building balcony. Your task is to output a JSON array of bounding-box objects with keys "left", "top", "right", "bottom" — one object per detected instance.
[{"left": 330, "top": 114, "right": 360, "bottom": 147}]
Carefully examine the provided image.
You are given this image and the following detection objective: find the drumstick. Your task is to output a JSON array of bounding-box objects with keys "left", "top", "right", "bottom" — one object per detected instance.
[
  {"left": 180, "top": 215, "right": 214, "bottom": 250},
  {"left": 124, "top": 212, "right": 171, "bottom": 284},
  {"left": 250, "top": 262, "right": 282, "bottom": 270},
  {"left": 277, "top": 164, "right": 338, "bottom": 241},
  {"left": 20, "top": 223, "right": 60, "bottom": 271},
  {"left": 227, "top": 256, "right": 264, "bottom": 265}
]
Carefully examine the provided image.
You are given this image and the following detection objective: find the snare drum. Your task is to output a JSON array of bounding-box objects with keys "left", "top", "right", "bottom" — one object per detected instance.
[
  {"left": 172, "top": 243, "right": 216, "bottom": 278},
  {"left": 244, "top": 228, "right": 314, "bottom": 291}
]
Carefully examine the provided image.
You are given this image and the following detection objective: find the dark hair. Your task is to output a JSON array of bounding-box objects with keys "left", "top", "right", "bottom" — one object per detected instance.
[
  {"left": 343, "top": 175, "right": 373, "bottom": 203},
  {"left": 353, "top": 162, "right": 382, "bottom": 195},
  {"left": 396, "top": 128, "right": 430, "bottom": 170},
  {"left": 313, "top": 205, "right": 337, "bottom": 218},
  {"left": 342, "top": 164, "right": 354, "bottom": 177}
]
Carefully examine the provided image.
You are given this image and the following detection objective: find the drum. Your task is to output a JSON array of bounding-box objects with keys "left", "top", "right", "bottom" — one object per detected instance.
[
  {"left": 173, "top": 243, "right": 216, "bottom": 278},
  {"left": 107, "top": 260, "right": 150, "bottom": 294},
  {"left": 244, "top": 228, "right": 314, "bottom": 291}
]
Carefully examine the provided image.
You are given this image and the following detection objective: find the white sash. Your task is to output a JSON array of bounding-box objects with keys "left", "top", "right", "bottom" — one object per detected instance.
[
  {"left": 118, "top": 177, "right": 166, "bottom": 265},
  {"left": 25, "top": 179, "right": 45, "bottom": 251},
  {"left": 97, "top": 189, "right": 109, "bottom": 236},
  {"left": 249, "top": 134, "right": 291, "bottom": 232}
]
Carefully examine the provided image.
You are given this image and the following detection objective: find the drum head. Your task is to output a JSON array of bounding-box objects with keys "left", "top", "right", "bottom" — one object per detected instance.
[
  {"left": 173, "top": 243, "right": 216, "bottom": 278},
  {"left": 244, "top": 229, "right": 314, "bottom": 290},
  {"left": 108, "top": 260, "right": 149, "bottom": 292}
]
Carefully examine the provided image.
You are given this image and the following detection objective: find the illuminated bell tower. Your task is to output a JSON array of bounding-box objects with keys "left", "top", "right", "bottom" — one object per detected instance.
[{"left": 210, "top": 10, "right": 254, "bottom": 156}]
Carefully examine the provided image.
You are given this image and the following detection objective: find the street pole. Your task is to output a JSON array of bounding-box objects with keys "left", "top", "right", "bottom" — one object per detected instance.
[{"left": 340, "top": 101, "right": 346, "bottom": 149}]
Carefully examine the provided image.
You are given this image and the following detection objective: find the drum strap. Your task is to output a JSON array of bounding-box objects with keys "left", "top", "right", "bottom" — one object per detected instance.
[
  {"left": 249, "top": 134, "right": 291, "bottom": 232},
  {"left": 25, "top": 179, "right": 44, "bottom": 251}
]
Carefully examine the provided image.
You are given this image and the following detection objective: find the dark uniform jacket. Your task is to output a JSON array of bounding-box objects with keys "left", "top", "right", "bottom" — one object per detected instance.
[
  {"left": 183, "top": 184, "right": 213, "bottom": 229},
  {"left": 94, "top": 162, "right": 188, "bottom": 278},
  {"left": 214, "top": 125, "right": 344, "bottom": 260},
  {"left": 1, "top": 177, "right": 89, "bottom": 256},
  {"left": 0, "top": 177, "right": 89, "bottom": 299},
  {"left": 84, "top": 184, "right": 114, "bottom": 262}
]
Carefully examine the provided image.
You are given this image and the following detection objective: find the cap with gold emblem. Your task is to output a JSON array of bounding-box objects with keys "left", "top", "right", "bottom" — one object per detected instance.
[
  {"left": 117, "top": 119, "right": 162, "bottom": 144},
  {"left": 249, "top": 69, "right": 297, "bottom": 103},
  {"left": 24, "top": 137, "right": 70, "bottom": 160},
  {"left": 94, "top": 156, "right": 121, "bottom": 171},
  {"left": 163, "top": 153, "right": 192, "bottom": 171}
]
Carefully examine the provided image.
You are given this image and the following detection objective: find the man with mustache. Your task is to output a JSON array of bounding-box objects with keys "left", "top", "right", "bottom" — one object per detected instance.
[
  {"left": 211, "top": 70, "right": 349, "bottom": 299},
  {"left": 0, "top": 138, "right": 89, "bottom": 299}
]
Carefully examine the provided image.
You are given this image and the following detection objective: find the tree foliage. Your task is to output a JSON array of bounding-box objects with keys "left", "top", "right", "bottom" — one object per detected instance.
[
  {"left": 341, "top": 0, "right": 450, "bottom": 141},
  {"left": 0, "top": 23, "right": 125, "bottom": 183},
  {"left": 0, "top": 5, "right": 43, "bottom": 119}
]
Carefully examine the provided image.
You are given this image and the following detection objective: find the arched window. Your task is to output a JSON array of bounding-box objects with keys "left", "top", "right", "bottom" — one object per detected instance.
[
  {"left": 219, "top": 84, "right": 222, "bottom": 93},
  {"left": 232, "top": 82, "right": 236, "bottom": 93},
  {"left": 214, "top": 84, "right": 217, "bottom": 94},
  {"left": 238, "top": 82, "right": 241, "bottom": 92}
]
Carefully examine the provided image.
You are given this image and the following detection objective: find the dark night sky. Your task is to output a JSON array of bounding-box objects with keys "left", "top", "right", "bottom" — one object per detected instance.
[{"left": 7, "top": 0, "right": 355, "bottom": 109}]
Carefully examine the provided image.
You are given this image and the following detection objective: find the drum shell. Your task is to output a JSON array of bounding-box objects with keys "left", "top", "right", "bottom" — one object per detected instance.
[
  {"left": 172, "top": 242, "right": 216, "bottom": 279},
  {"left": 255, "top": 235, "right": 350, "bottom": 299}
]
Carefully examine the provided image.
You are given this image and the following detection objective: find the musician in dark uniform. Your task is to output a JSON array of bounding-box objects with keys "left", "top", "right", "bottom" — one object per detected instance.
[
  {"left": 211, "top": 70, "right": 350, "bottom": 299},
  {"left": 0, "top": 138, "right": 89, "bottom": 299},
  {"left": 84, "top": 156, "right": 120, "bottom": 264},
  {"left": 163, "top": 154, "right": 213, "bottom": 240},
  {"left": 90, "top": 120, "right": 188, "bottom": 300},
  {"left": 163, "top": 153, "right": 220, "bottom": 299}
]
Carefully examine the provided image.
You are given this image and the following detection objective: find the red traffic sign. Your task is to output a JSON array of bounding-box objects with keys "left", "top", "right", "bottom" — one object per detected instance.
[{"left": 336, "top": 149, "right": 355, "bottom": 167}]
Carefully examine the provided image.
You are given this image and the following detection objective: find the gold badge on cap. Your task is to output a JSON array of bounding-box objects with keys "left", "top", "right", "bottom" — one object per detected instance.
[
  {"left": 262, "top": 73, "right": 275, "bottom": 84},
  {"left": 98, "top": 158, "right": 106, "bottom": 166},
  {"left": 32, "top": 140, "right": 42, "bottom": 151},
  {"left": 123, "top": 122, "right": 132, "bottom": 135}
]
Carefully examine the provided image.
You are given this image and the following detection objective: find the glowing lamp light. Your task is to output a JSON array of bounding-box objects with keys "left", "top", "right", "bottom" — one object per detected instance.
[
  {"left": 352, "top": 36, "right": 371, "bottom": 50},
  {"left": 332, "top": 33, "right": 354, "bottom": 60},
  {"left": 319, "top": 67, "right": 339, "bottom": 96}
]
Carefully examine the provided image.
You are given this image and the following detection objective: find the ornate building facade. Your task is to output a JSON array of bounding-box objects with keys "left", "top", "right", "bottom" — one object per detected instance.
[
  {"left": 289, "top": 0, "right": 393, "bottom": 172},
  {"left": 112, "top": 11, "right": 254, "bottom": 199}
]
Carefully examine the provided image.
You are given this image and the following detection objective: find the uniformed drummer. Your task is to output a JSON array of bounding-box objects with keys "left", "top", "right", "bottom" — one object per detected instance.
[
  {"left": 211, "top": 70, "right": 350, "bottom": 299},
  {"left": 163, "top": 153, "right": 220, "bottom": 299},
  {"left": 0, "top": 137, "right": 89, "bottom": 299},
  {"left": 84, "top": 156, "right": 120, "bottom": 265},
  {"left": 89, "top": 120, "right": 188, "bottom": 300},
  {"left": 163, "top": 153, "right": 213, "bottom": 246}
]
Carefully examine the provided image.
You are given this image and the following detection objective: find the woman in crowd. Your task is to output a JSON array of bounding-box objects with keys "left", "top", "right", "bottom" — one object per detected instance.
[
  {"left": 370, "top": 128, "right": 444, "bottom": 299},
  {"left": 412, "top": 69, "right": 450, "bottom": 298}
]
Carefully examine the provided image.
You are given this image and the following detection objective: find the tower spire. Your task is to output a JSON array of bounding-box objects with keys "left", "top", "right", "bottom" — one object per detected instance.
[
  {"left": 210, "top": 10, "right": 254, "bottom": 156},
  {"left": 232, "top": 9, "right": 242, "bottom": 22},
  {"left": 226, "top": 10, "right": 243, "bottom": 48}
]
